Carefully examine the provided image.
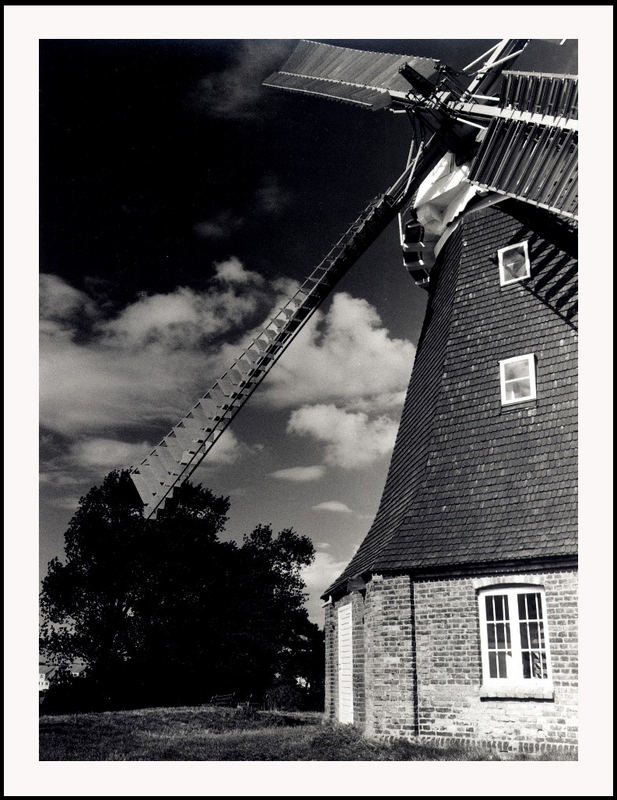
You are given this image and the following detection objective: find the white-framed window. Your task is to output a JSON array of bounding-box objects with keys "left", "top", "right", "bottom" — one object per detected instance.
[
  {"left": 478, "top": 585, "right": 553, "bottom": 698},
  {"left": 498, "top": 241, "right": 531, "bottom": 285},
  {"left": 499, "top": 353, "right": 536, "bottom": 405}
]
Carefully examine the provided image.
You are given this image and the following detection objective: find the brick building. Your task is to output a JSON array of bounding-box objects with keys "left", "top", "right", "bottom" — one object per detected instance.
[{"left": 322, "top": 199, "right": 578, "bottom": 758}]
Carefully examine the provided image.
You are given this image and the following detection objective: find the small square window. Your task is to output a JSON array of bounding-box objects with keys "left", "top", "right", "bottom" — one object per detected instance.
[
  {"left": 499, "top": 354, "right": 536, "bottom": 406},
  {"left": 498, "top": 241, "right": 531, "bottom": 285}
]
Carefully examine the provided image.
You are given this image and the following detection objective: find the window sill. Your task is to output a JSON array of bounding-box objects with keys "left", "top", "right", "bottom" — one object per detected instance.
[
  {"left": 480, "top": 684, "right": 554, "bottom": 701},
  {"left": 500, "top": 399, "right": 538, "bottom": 413},
  {"left": 500, "top": 279, "right": 530, "bottom": 288}
]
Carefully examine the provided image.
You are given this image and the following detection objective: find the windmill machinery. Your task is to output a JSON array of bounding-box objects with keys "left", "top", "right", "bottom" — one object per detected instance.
[{"left": 128, "top": 39, "right": 578, "bottom": 518}]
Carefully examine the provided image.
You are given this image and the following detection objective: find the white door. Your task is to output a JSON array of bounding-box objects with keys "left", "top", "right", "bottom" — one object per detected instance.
[{"left": 337, "top": 604, "right": 353, "bottom": 723}]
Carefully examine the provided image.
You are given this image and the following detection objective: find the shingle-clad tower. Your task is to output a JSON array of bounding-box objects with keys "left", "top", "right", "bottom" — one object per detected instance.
[{"left": 322, "top": 199, "right": 577, "bottom": 755}]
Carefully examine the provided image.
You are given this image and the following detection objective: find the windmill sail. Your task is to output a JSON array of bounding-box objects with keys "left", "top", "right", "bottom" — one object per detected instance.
[
  {"left": 130, "top": 138, "right": 447, "bottom": 517},
  {"left": 263, "top": 40, "right": 441, "bottom": 110},
  {"left": 467, "top": 72, "right": 578, "bottom": 219}
]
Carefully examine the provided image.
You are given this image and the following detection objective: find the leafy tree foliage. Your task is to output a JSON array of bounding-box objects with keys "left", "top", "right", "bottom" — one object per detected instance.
[{"left": 40, "top": 470, "right": 324, "bottom": 711}]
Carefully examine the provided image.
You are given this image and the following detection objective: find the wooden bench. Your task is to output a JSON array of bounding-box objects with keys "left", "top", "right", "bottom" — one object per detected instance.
[{"left": 210, "top": 692, "right": 235, "bottom": 707}]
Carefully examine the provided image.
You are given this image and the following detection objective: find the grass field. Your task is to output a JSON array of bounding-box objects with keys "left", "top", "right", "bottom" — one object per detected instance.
[{"left": 39, "top": 705, "right": 542, "bottom": 761}]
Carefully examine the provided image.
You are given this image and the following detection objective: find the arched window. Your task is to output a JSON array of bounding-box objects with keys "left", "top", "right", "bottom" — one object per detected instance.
[{"left": 478, "top": 584, "right": 553, "bottom": 698}]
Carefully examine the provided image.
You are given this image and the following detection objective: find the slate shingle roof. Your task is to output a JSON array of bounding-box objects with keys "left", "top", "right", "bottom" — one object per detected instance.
[
  {"left": 324, "top": 202, "right": 577, "bottom": 596},
  {"left": 322, "top": 228, "right": 462, "bottom": 594}
]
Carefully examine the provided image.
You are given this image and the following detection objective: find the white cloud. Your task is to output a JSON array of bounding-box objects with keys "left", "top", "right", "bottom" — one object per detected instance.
[
  {"left": 39, "top": 275, "right": 410, "bottom": 480},
  {"left": 288, "top": 404, "right": 398, "bottom": 469},
  {"left": 39, "top": 273, "right": 97, "bottom": 322},
  {"left": 269, "top": 465, "right": 326, "bottom": 482},
  {"left": 271, "top": 277, "right": 300, "bottom": 297},
  {"left": 39, "top": 472, "right": 86, "bottom": 487},
  {"left": 255, "top": 174, "right": 291, "bottom": 215},
  {"left": 191, "top": 40, "right": 292, "bottom": 119},
  {"left": 99, "top": 283, "right": 259, "bottom": 349},
  {"left": 214, "top": 256, "right": 264, "bottom": 286},
  {"left": 70, "top": 438, "right": 152, "bottom": 469},
  {"left": 47, "top": 496, "right": 83, "bottom": 511},
  {"left": 194, "top": 428, "right": 242, "bottom": 466},
  {"left": 347, "top": 390, "right": 408, "bottom": 414},
  {"left": 39, "top": 268, "right": 271, "bottom": 436},
  {"left": 39, "top": 333, "right": 204, "bottom": 434},
  {"left": 301, "top": 549, "right": 348, "bottom": 595},
  {"left": 193, "top": 211, "right": 244, "bottom": 241},
  {"left": 72, "top": 430, "right": 241, "bottom": 475},
  {"left": 311, "top": 501, "right": 353, "bottom": 513},
  {"left": 261, "top": 292, "right": 414, "bottom": 412}
]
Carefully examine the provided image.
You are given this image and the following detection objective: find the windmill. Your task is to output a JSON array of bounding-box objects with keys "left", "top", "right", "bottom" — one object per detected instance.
[{"left": 128, "top": 38, "right": 578, "bottom": 519}]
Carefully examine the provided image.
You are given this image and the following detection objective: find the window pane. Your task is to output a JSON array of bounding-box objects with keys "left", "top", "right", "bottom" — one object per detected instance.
[
  {"left": 494, "top": 595, "right": 506, "bottom": 621},
  {"left": 497, "top": 652, "right": 507, "bottom": 678},
  {"left": 485, "top": 596, "right": 494, "bottom": 621},
  {"left": 505, "top": 378, "right": 531, "bottom": 401},
  {"left": 487, "top": 625, "right": 496, "bottom": 648},
  {"left": 531, "top": 651, "right": 544, "bottom": 678},
  {"left": 504, "top": 359, "right": 530, "bottom": 381},
  {"left": 517, "top": 591, "right": 549, "bottom": 680},
  {"left": 496, "top": 623, "right": 506, "bottom": 648},
  {"left": 501, "top": 246, "right": 528, "bottom": 280},
  {"left": 489, "top": 652, "right": 497, "bottom": 679}
]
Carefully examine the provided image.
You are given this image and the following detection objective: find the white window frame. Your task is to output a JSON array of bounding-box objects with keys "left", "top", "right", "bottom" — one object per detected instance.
[
  {"left": 498, "top": 240, "right": 531, "bottom": 286},
  {"left": 499, "top": 353, "right": 537, "bottom": 406},
  {"left": 478, "top": 585, "right": 554, "bottom": 699}
]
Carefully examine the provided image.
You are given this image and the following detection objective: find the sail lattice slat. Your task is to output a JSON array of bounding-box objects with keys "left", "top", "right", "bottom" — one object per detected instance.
[
  {"left": 469, "top": 118, "right": 578, "bottom": 219},
  {"left": 499, "top": 71, "right": 578, "bottom": 119}
]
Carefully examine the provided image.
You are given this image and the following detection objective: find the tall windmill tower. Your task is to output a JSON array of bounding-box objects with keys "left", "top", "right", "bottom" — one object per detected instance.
[{"left": 128, "top": 39, "right": 578, "bottom": 756}]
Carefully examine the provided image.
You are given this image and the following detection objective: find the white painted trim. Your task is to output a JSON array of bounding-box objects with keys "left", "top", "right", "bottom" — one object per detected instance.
[
  {"left": 498, "top": 240, "right": 531, "bottom": 286},
  {"left": 473, "top": 575, "right": 545, "bottom": 590},
  {"left": 477, "top": 585, "right": 554, "bottom": 695},
  {"left": 450, "top": 100, "right": 578, "bottom": 131},
  {"left": 499, "top": 353, "right": 537, "bottom": 406},
  {"left": 337, "top": 604, "right": 354, "bottom": 724}
]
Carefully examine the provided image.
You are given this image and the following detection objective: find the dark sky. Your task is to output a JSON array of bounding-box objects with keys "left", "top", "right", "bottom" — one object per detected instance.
[
  {"left": 40, "top": 39, "right": 499, "bottom": 302},
  {"left": 39, "top": 38, "right": 578, "bottom": 622}
]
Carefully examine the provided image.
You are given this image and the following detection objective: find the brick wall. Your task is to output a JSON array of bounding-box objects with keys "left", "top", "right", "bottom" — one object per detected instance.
[
  {"left": 413, "top": 569, "right": 578, "bottom": 755},
  {"left": 326, "top": 569, "right": 577, "bottom": 755},
  {"left": 364, "top": 574, "right": 416, "bottom": 738},
  {"left": 324, "top": 602, "right": 335, "bottom": 721}
]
